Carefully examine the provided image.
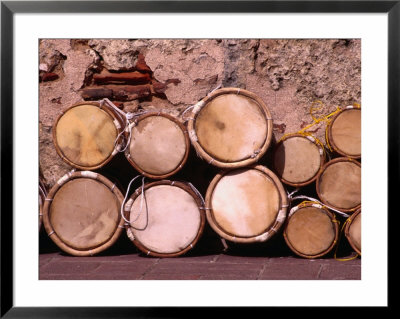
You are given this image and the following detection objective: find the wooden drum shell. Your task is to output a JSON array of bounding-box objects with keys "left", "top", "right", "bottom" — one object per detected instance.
[
  {"left": 52, "top": 101, "right": 126, "bottom": 171},
  {"left": 326, "top": 106, "right": 361, "bottom": 159},
  {"left": 205, "top": 165, "right": 288, "bottom": 244},
  {"left": 316, "top": 157, "right": 361, "bottom": 213},
  {"left": 344, "top": 208, "right": 361, "bottom": 256},
  {"left": 124, "top": 180, "right": 206, "bottom": 257},
  {"left": 124, "top": 112, "right": 190, "bottom": 179},
  {"left": 42, "top": 171, "right": 125, "bottom": 256},
  {"left": 273, "top": 133, "right": 326, "bottom": 187},
  {"left": 187, "top": 88, "right": 273, "bottom": 169},
  {"left": 283, "top": 202, "right": 339, "bottom": 259}
]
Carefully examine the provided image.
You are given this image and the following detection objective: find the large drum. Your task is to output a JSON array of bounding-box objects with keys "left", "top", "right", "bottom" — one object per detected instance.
[
  {"left": 344, "top": 208, "right": 361, "bottom": 255},
  {"left": 39, "top": 177, "right": 47, "bottom": 231},
  {"left": 273, "top": 133, "right": 326, "bottom": 187},
  {"left": 124, "top": 180, "right": 206, "bottom": 257},
  {"left": 283, "top": 201, "right": 339, "bottom": 258},
  {"left": 316, "top": 157, "right": 361, "bottom": 213},
  {"left": 187, "top": 88, "right": 273, "bottom": 168},
  {"left": 42, "top": 171, "right": 125, "bottom": 256},
  {"left": 326, "top": 105, "right": 361, "bottom": 159},
  {"left": 205, "top": 165, "right": 288, "bottom": 243},
  {"left": 124, "top": 112, "right": 190, "bottom": 179},
  {"left": 53, "top": 101, "right": 125, "bottom": 170}
]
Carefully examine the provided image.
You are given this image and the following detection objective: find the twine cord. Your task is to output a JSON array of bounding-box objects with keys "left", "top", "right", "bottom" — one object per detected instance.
[
  {"left": 120, "top": 175, "right": 146, "bottom": 226},
  {"left": 334, "top": 217, "right": 360, "bottom": 261},
  {"left": 290, "top": 195, "right": 350, "bottom": 218}
]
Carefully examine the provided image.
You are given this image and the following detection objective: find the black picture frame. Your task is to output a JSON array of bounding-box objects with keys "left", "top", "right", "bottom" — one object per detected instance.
[{"left": 1, "top": 0, "right": 396, "bottom": 317}]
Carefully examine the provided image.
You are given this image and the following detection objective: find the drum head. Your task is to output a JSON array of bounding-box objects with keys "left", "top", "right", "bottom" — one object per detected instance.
[
  {"left": 274, "top": 135, "right": 323, "bottom": 185},
  {"left": 207, "top": 167, "right": 283, "bottom": 240},
  {"left": 285, "top": 206, "right": 336, "bottom": 257},
  {"left": 347, "top": 212, "right": 361, "bottom": 253},
  {"left": 195, "top": 93, "right": 268, "bottom": 163},
  {"left": 49, "top": 178, "right": 121, "bottom": 250},
  {"left": 128, "top": 184, "right": 203, "bottom": 255},
  {"left": 317, "top": 159, "right": 361, "bottom": 210},
  {"left": 128, "top": 115, "right": 188, "bottom": 177},
  {"left": 330, "top": 108, "right": 361, "bottom": 157},
  {"left": 55, "top": 104, "right": 118, "bottom": 168}
]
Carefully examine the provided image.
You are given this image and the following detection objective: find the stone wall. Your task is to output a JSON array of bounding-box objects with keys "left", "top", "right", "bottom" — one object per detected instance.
[{"left": 39, "top": 39, "right": 361, "bottom": 188}]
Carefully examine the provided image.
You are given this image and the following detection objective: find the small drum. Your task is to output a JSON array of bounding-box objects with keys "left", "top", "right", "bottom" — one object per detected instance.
[
  {"left": 124, "top": 180, "right": 205, "bottom": 257},
  {"left": 283, "top": 202, "right": 339, "bottom": 258},
  {"left": 39, "top": 177, "right": 47, "bottom": 231},
  {"left": 326, "top": 105, "right": 361, "bottom": 159},
  {"left": 344, "top": 208, "right": 361, "bottom": 255},
  {"left": 187, "top": 88, "right": 273, "bottom": 168},
  {"left": 53, "top": 101, "right": 125, "bottom": 170},
  {"left": 316, "top": 157, "right": 361, "bottom": 213},
  {"left": 124, "top": 112, "right": 190, "bottom": 179},
  {"left": 273, "top": 134, "right": 326, "bottom": 187},
  {"left": 205, "top": 165, "right": 288, "bottom": 243},
  {"left": 43, "top": 171, "right": 125, "bottom": 256}
]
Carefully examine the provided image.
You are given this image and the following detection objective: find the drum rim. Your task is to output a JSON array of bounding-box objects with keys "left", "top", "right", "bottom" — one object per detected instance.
[
  {"left": 315, "top": 157, "right": 362, "bottom": 213},
  {"left": 205, "top": 164, "right": 288, "bottom": 243},
  {"left": 39, "top": 177, "right": 47, "bottom": 232},
  {"left": 283, "top": 202, "right": 339, "bottom": 259},
  {"left": 272, "top": 133, "right": 326, "bottom": 187},
  {"left": 42, "top": 171, "right": 125, "bottom": 256},
  {"left": 52, "top": 101, "right": 125, "bottom": 171},
  {"left": 187, "top": 87, "right": 273, "bottom": 168},
  {"left": 124, "top": 112, "right": 190, "bottom": 179},
  {"left": 327, "top": 107, "right": 361, "bottom": 159},
  {"left": 344, "top": 207, "right": 362, "bottom": 256},
  {"left": 124, "top": 180, "right": 206, "bottom": 257}
]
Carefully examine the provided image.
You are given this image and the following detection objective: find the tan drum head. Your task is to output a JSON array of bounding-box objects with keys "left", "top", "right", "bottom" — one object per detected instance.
[
  {"left": 187, "top": 88, "right": 273, "bottom": 168},
  {"left": 205, "top": 165, "right": 288, "bottom": 243},
  {"left": 39, "top": 178, "right": 47, "bottom": 232},
  {"left": 126, "top": 113, "right": 189, "bottom": 179},
  {"left": 53, "top": 102, "right": 119, "bottom": 170},
  {"left": 125, "top": 181, "right": 205, "bottom": 257},
  {"left": 284, "top": 204, "right": 338, "bottom": 258},
  {"left": 328, "top": 107, "right": 361, "bottom": 158},
  {"left": 345, "top": 209, "right": 361, "bottom": 255},
  {"left": 273, "top": 134, "right": 325, "bottom": 187},
  {"left": 43, "top": 171, "right": 124, "bottom": 256},
  {"left": 316, "top": 158, "right": 361, "bottom": 212}
]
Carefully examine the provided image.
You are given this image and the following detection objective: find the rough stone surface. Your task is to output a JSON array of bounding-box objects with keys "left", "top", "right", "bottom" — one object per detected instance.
[{"left": 39, "top": 38, "right": 361, "bottom": 189}]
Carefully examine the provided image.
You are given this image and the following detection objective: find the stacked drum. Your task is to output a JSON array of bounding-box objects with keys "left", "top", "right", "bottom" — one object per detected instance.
[{"left": 41, "top": 88, "right": 361, "bottom": 259}]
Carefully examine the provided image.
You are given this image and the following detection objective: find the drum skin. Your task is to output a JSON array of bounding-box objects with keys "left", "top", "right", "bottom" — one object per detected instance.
[
  {"left": 187, "top": 88, "right": 273, "bottom": 168},
  {"left": 327, "top": 107, "right": 361, "bottom": 159},
  {"left": 283, "top": 203, "right": 339, "bottom": 258},
  {"left": 345, "top": 208, "right": 361, "bottom": 255},
  {"left": 125, "top": 112, "right": 190, "bottom": 179},
  {"left": 273, "top": 134, "right": 325, "bottom": 187},
  {"left": 205, "top": 165, "right": 288, "bottom": 243},
  {"left": 42, "top": 171, "right": 125, "bottom": 256},
  {"left": 316, "top": 157, "right": 361, "bottom": 212},
  {"left": 53, "top": 102, "right": 124, "bottom": 170},
  {"left": 124, "top": 180, "right": 206, "bottom": 257}
]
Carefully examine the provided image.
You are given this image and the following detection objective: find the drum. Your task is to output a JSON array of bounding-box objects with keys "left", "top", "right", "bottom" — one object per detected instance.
[
  {"left": 53, "top": 101, "right": 125, "bottom": 170},
  {"left": 344, "top": 208, "right": 361, "bottom": 255},
  {"left": 124, "top": 180, "right": 206, "bottom": 257},
  {"left": 124, "top": 112, "right": 190, "bottom": 179},
  {"left": 187, "top": 88, "right": 273, "bottom": 168},
  {"left": 283, "top": 202, "right": 339, "bottom": 258},
  {"left": 273, "top": 133, "right": 326, "bottom": 187},
  {"left": 326, "top": 105, "right": 361, "bottom": 159},
  {"left": 205, "top": 165, "right": 288, "bottom": 243},
  {"left": 39, "top": 177, "right": 47, "bottom": 231},
  {"left": 42, "top": 171, "right": 125, "bottom": 256},
  {"left": 316, "top": 157, "right": 361, "bottom": 213}
]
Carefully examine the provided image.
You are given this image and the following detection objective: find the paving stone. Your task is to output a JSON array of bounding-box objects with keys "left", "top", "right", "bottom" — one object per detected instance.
[
  {"left": 39, "top": 261, "right": 101, "bottom": 276},
  {"left": 259, "top": 263, "right": 322, "bottom": 280},
  {"left": 142, "top": 274, "right": 202, "bottom": 280},
  {"left": 157, "top": 254, "right": 219, "bottom": 264},
  {"left": 318, "top": 264, "right": 361, "bottom": 280},
  {"left": 215, "top": 254, "right": 269, "bottom": 264}
]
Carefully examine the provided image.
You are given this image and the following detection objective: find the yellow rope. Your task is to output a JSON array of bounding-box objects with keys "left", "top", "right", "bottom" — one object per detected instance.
[{"left": 334, "top": 217, "right": 360, "bottom": 261}]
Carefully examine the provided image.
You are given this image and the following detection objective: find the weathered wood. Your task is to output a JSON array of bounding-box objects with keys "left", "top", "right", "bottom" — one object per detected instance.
[{"left": 93, "top": 70, "right": 151, "bottom": 85}]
